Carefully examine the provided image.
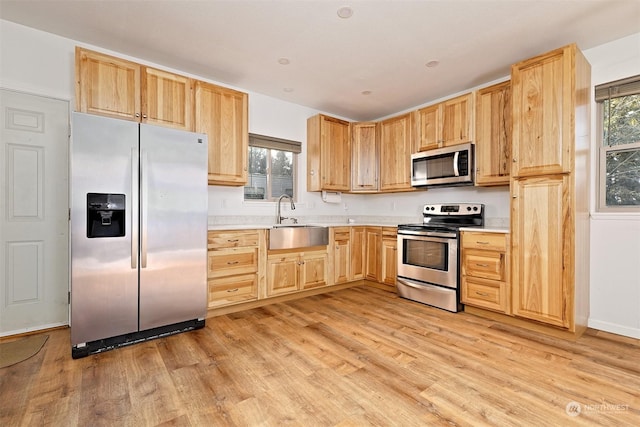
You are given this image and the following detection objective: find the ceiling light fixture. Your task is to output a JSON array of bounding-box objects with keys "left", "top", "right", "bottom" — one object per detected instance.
[
  {"left": 337, "top": 6, "right": 353, "bottom": 19},
  {"left": 361, "top": 90, "right": 372, "bottom": 96},
  {"left": 425, "top": 60, "right": 440, "bottom": 68},
  {"left": 283, "top": 88, "right": 294, "bottom": 93},
  {"left": 278, "top": 58, "right": 290, "bottom": 65}
]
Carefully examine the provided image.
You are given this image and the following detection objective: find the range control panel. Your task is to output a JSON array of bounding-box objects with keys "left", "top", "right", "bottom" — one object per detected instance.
[{"left": 422, "top": 203, "right": 483, "bottom": 215}]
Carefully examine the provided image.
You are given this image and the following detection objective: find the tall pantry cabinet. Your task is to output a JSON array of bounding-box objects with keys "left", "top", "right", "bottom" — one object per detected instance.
[{"left": 510, "top": 44, "right": 590, "bottom": 335}]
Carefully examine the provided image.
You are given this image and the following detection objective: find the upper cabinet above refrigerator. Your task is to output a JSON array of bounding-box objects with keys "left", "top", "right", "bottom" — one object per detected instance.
[{"left": 75, "top": 47, "right": 195, "bottom": 131}]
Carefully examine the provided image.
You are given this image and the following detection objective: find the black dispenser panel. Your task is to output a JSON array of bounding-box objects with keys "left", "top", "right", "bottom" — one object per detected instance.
[{"left": 87, "top": 193, "right": 126, "bottom": 238}]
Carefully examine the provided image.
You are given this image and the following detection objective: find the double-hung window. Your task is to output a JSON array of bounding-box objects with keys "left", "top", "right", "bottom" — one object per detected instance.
[
  {"left": 596, "top": 75, "right": 640, "bottom": 211},
  {"left": 244, "top": 133, "right": 301, "bottom": 201}
]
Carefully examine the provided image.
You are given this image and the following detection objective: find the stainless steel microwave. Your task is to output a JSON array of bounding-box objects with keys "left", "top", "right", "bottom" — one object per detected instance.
[{"left": 411, "top": 143, "right": 474, "bottom": 187}]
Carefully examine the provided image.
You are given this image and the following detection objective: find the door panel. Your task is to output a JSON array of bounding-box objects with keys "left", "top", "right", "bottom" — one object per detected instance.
[
  {"left": 70, "top": 113, "right": 139, "bottom": 345},
  {"left": 138, "top": 124, "right": 208, "bottom": 330},
  {"left": 1, "top": 90, "right": 69, "bottom": 335}
]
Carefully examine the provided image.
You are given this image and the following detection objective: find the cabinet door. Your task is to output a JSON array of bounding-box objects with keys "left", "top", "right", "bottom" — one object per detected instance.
[
  {"left": 333, "top": 234, "right": 351, "bottom": 285},
  {"left": 381, "top": 237, "right": 397, "bottom": 287},
  {"left": 267, "top": 254, "right": 299, "bottom": 296},
  {"left": 379, "top": 113, "right": 414, "bottom": 191},
  {"left": 441, "top": 93, "right": 474, "bottom": 147},
  {"left": 511, "top": 175, "right": 570, "bottom": 328},
  {"left": 321, "top": 116, "right": 351, "bottom": 191},
  {"left": 300, "top": 252, "right": 328, "bottom": 290},
  {"left": 350, "top": 227, "right": 366, "bottom": 280},
  {"left": 195, "top": 81, "right": 248, "bottom": 186},
  {"left": 142, "top": 67, "right": 194, "bottom": 131},
  {"left": 351, "top": 122, "right": 378, "bottom": 192},
  {"left": 75, "top": 47, "right": 141, "bottom": 121},
  {"left": 475, "top": 81, "right": 511, "bottom": 186},
  {"left": 511, "top": 45, "right": 574, "bottom": 177},
  {"left": 416, "top": 104, "right": 440, "bottom": 152},
  {"left": 364, "top": 227, "right": 381, "bottom": 281}
]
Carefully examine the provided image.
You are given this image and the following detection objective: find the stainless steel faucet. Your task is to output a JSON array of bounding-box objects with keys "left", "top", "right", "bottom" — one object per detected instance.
[{"left": 276, "top": 194, "right": 296, "bottom": 224}]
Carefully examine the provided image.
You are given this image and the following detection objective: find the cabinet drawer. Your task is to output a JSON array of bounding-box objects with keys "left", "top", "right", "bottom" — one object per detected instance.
[
  {"left": 382, "top": 227, "right": 397, "bottom": 238},
  {"left": 208, "top": 274, "right": 258, "bottom": 308},
  {"left": 208, "top": 247, "right": 258, "bottom": 278},
  {"left": 208, "top": 230, "right": 259, "bottom": 249},
  {"left": 461, "top": 232, "right": 508, "bottom": 251},
  {"left": 334, "top": 230, "right": 350, "bottom": 241},
  {"left": 461, "top": 276, "right": 508, "bottom": 313},
  {"left": 462, "top": 249, "right": 505, "bottom": 281}
]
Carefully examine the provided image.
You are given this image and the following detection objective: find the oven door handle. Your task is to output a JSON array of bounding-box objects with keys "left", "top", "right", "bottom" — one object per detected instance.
[
  {"left": 398, "top": 278, "right": 454, "bottom": 293},
  {"left": 398, "top": 230, "right": 457, "bottom": 239}
]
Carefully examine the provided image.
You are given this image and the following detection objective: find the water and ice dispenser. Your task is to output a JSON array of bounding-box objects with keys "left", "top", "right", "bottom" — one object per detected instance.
[{"left": 86, "top": 193, "right": 125, "bottom": 238}]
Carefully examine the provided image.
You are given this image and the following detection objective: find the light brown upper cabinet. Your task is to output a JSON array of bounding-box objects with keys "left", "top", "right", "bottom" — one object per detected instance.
[
  {"left": 195, "top": 81, "right": 249, "bottom": 186},
  {"left": 475, "top": 81, "right": 512, "bottom": 186},
  {"left": 75, "top": 47, "right": 194, "bottom": 131},
  {"left": 510, "top": 44, "right": 590, "bottom": 335},
  {"left": 351, "top": 122, "right": 379, "bottom": 192},
  {"left": 379, "top": 112, "right": 415, "bottom": 192},
  {"left": 511, "top": 47, "right": 577, "bottom": 178},
  {"left": 415, "top": 92, "right": 474, "bottom": 152},
  {"left": 307, "top": 114, "right": 351, "bottom": 192}
]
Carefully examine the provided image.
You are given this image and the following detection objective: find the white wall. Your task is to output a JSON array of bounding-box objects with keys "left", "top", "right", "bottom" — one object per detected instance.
[
  {"left": 1, "top": 19, "right": 638, "bottom": 338},
  {"left": 584, "top": 33, "right": 640, "bottom": 339}
]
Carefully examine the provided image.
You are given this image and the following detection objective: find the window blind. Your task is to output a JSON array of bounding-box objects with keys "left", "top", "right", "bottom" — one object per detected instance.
[
  {"left": 249, "top": 133, "right": 301, "bottom": 154},
  {"left": 595, "top": 74, "right": 640, "bottom": 102}
]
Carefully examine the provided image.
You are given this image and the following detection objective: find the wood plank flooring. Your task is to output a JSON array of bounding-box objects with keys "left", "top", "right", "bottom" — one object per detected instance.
[{"left": 1, "top": 285, "right": 639, "bottom": 426}]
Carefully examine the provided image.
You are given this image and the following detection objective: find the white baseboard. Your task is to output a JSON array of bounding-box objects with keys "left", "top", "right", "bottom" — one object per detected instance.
[
  {"left": 588, "top": 319, "right": 640, "bottom": 339},
  {"left": 0, "top": 321, "right": 68, "bottom": 338}
]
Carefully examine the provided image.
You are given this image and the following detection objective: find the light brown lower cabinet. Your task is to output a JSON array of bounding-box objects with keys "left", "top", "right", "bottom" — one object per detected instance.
[
  {"left": 364, "top": 227, "right": 382, "bottom": 281},
  {"left": 380, "top": 228, "right": 398, "bottom": 288},
  {"left": 207, "top": 229, "right": 264, "bottom": 308},
  {"left": 364, "top": 226, "right": 397, "bottom": 288},
  {"left": 331, "top": 227, "right": 351, "bottom": 285},
  {"left": 207, "top": 226, "right": 396, "bottom": 312},
  {"left": 460, "top": 231, "right": 510, "bottom": 314},
  {"left": 350, "top": 227, "right": 366, "bottom": 280},
  {"left": 266, "top": 249, "right": 328, "bottom": 297}
]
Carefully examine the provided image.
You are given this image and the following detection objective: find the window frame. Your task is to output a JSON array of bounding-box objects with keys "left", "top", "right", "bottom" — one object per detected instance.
[
  {"left": 596, "top": 76, "right": 640, "bottom": 213},
  {"left": 244, "top": 134, "right": 300, "bottom": 202}
]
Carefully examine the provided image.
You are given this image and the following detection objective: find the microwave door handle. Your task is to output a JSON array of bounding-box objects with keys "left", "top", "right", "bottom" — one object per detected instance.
[{"left": 453, "top": 151, "right": 460, "bottom": 176}]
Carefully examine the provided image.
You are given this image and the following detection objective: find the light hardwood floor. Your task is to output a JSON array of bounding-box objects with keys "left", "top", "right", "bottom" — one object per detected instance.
[{"left": 1, "top": 285, "right": 639, "bottom": 426}]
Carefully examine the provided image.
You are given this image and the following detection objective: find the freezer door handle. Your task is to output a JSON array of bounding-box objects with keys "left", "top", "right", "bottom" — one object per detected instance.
[
  {"left": 131, "top": 148, "right": 138, "bottom": 269},
  {"left": 141, "top": 149, "right": 148, "bottom": 269}
]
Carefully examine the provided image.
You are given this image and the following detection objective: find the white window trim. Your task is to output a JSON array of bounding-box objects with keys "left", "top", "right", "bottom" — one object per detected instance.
[{"left": 595, "top": 80, "right": 640, "bottom": 214}]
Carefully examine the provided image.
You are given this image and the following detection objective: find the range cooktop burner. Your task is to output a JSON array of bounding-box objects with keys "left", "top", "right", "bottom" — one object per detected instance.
[{"left": 399, "top": 203, "right": 485, "bottom": 230}]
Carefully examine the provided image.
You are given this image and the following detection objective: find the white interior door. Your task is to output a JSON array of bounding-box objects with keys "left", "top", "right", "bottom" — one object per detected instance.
[{"left": 0, "top": 89, "right": 69, "bottom": 336}]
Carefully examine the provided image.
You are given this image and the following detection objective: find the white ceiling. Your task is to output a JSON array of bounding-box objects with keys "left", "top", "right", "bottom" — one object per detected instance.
[{"left": 1, "top": 0, "right": 639, "bottom": 121}]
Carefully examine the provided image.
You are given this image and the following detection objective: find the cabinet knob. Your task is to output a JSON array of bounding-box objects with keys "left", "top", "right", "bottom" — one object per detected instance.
[
  {"left": 512, "top": 158, "right": 517, "bottom": 163},
  {"left": 135, "top": 113, "right": 140, "bottom": 118},
  {"left": 142, "top": 114, "right": 148, "bottom": 119}
]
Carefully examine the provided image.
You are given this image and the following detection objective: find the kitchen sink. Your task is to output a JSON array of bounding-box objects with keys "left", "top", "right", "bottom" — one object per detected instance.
[{"left": 268, "top": 225, "right": 329, "bottom": 250}]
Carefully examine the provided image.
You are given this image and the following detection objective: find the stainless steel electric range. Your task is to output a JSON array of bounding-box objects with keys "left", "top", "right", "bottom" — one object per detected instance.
[{"left": 397, "top": 203, "right": 484, "bottom": 312}]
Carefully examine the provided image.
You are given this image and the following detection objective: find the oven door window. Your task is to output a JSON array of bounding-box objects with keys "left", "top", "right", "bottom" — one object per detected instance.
[{"left": 402, "top": 238, "right": 449, "bottom": 271}]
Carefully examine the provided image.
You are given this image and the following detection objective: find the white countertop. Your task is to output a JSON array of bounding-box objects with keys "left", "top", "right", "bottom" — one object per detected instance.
[
  {"left": 460, "top": 227, "right": 509, "bottom": 233},
  {"left": 208, "top": 222, "right": 400, "bottom": 231}
]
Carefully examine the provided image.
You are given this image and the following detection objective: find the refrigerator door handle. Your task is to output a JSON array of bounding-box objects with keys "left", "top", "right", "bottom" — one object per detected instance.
[
  {"left": 131, "top": 147, "right": 138, "bottom": 269},
  {"left": 141, "top": 149, "right": 148, "bottom": 268}
]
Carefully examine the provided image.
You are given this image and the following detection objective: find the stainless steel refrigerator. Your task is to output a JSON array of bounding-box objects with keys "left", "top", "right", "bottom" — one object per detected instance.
[{"left": 70, "top": 112, "right": 208, "bottom": 358}]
